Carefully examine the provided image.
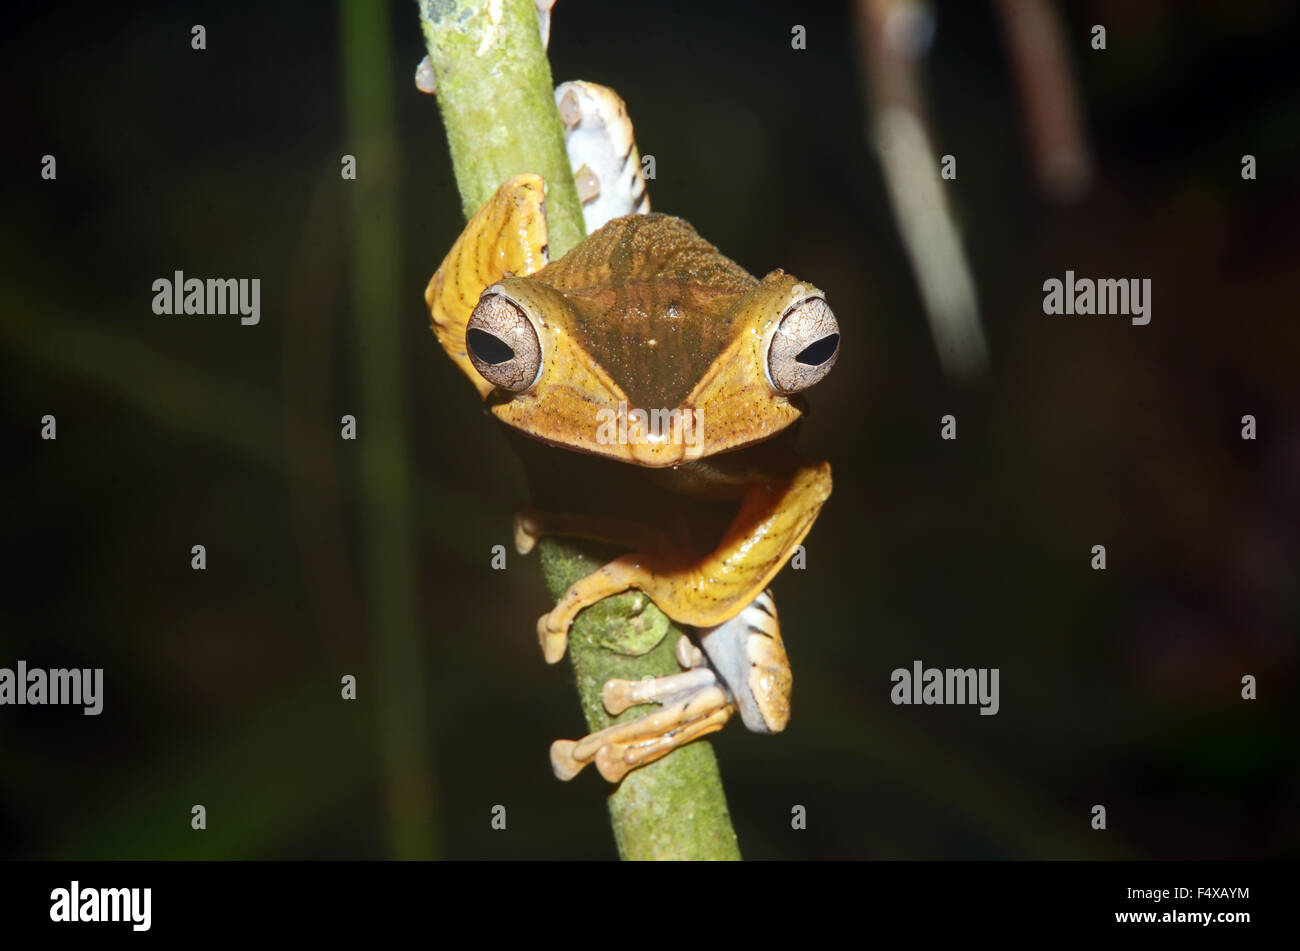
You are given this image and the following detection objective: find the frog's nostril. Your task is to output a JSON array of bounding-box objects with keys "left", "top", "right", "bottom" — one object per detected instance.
[
  {"left": 467, "top": 328, "right": 516, "bottom": 365},
  {"left": 796, "top": 333, "right": 839, "bottom": 366}
]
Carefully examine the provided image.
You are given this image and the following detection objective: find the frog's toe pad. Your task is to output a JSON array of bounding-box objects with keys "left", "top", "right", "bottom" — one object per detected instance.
[
  {"left": 676, "top": 634, "right": 706, "bottom": 669},
  {"left": 537, "top": 614, "right": 568, "bottom": 664},
  {"left": 550, "top": 740, "right": 584, "bottom": 781},
  {"left": 513, "top": 508, "right": 540, "bottom": 555}
]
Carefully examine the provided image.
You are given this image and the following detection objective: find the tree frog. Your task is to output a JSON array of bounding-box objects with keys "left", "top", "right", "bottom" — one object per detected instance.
[{"left": 426, "top": 172, "right": 837, "bottom": 783}]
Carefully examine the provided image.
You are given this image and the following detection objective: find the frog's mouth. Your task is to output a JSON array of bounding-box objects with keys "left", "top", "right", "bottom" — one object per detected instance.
[
  {"left": 487, "top": 397, "right": 707, "bottom": 467},
  {"left": 485, "top": 389, "right": 807, "bottom": 468}
]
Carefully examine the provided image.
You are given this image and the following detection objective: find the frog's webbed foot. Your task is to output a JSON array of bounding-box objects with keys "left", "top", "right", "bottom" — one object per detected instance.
[
  {"left": 554, "top": 80, "right": 651, "bottom": 233},
  {"left": 551, "top": 636, "right": 736, "bottom": 783}
]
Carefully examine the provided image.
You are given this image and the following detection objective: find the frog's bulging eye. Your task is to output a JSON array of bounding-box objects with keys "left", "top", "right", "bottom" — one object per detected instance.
[
  {"left": 766, "top": 297, "right": 840, "bottom": 394},
  {"left": 466, "top": 291, "right": 543, "bottom": 392}
]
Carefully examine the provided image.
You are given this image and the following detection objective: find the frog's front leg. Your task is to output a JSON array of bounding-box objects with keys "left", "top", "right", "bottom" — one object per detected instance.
[{"left": 535, "top": 457, "right": 831, "bottom": 664}]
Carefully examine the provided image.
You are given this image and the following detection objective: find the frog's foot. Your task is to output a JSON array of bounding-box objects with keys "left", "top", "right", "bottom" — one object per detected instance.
[
  {"left": 551, "top": 635, "right": 734, "bottom": 782},
  {"left": 594, "top": 703, "right": 733, "bottom": 783},
  {"left": 555, "top": 80, "right": 651, "bottom": 233},
  {"left": 551, "top": 671, "right": 735, "bottom": 782}
]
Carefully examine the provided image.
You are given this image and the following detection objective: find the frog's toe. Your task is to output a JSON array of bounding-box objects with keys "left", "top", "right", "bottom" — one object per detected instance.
[
  {"left": 593, "top": 705, "right": 733, "bottom": 783},
  {"left": 414, "top": 55, "right": 436, "bottom": 95},
  {"left": 574, "top": 163, "right": 601, "bottom": 204},
  {"left": 676, "top": 633, "right": 706, "bottom": 669},
  {"left": 550, "top": 682, "right": 735, "bottom": 783},
  {"left": 537, "top": 613, "right": 569, "bottom": 664},
  {"left": 550, "top": 739, "right": 584, "bottom": 781},
  {"left": 602, "top": 665, "right": 717, "bottom": 716},
  {"left": 535, "top": 0, "right": 555, "bottom": 50},
  {"left": 513, "top": 506, "right": 541, "bottom": 555}
]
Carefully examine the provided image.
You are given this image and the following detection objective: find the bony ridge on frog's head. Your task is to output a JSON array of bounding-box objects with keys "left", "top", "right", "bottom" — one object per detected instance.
[{"left": 463, "top": 212, "right": 840, "bottom": 468}]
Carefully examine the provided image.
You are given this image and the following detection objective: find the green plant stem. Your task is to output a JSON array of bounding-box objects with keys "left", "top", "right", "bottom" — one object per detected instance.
[
  {"left": 342, "top": 0, "right": 438, "bottom": 859},
  {"left": 417, "top": 0, "right": 584, "bottom": 256},
  {"left": 417, "top": 0, "right": 740, "bottom": 859}
]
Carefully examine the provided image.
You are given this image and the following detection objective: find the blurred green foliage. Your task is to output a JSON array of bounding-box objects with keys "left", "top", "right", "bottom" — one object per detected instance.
[{"left": 0, "top": 0, "right": 1296, "bottom": 859}]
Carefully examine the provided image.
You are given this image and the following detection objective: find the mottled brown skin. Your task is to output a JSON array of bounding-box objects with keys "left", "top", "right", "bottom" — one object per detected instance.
[
  {"left": 427, "top": 174, "right": 835, "bottom": 780},
  {"left": 455, "top": 195, "right": 818, "bottom": 466},
  {"left": 528, "top": 213, "right": 757, "bottom": 410}
]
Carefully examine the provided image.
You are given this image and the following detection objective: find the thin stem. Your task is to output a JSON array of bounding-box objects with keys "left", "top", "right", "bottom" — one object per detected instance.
[{"left": 417, "top": 0, "right": 740, "bottom": 859}]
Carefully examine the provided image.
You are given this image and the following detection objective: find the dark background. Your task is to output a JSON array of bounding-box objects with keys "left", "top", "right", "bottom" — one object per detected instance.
[{"left": 1, "top": 0, "right": 1296, "bottom": 859}]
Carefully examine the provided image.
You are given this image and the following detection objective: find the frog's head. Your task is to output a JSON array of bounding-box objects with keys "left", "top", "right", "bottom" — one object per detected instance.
[{"left": 462, "top": 214, "right": 840, "bottom": 467}]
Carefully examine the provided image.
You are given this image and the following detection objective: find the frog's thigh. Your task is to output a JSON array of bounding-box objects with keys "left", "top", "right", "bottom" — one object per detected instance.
[{"left": 537, "top": 459, "right": 831, "bottom": 662}]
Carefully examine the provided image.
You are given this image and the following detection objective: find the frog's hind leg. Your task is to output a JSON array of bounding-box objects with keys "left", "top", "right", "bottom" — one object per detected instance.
[{"left": 537, "top": 457, "right": 830, "bottom": 664}]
